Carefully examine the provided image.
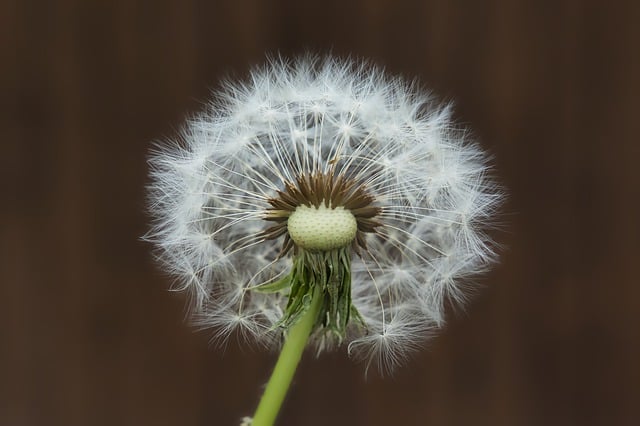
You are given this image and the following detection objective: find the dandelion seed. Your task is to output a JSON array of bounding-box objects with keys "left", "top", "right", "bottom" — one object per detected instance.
[{"left": 144, "top": 55, "right": 502, "bottom": 374}]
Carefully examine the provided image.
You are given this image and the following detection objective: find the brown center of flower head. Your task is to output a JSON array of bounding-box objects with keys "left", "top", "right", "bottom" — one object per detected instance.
[{"left": 262, "top": 171, "right": 382, "bottom": 256}]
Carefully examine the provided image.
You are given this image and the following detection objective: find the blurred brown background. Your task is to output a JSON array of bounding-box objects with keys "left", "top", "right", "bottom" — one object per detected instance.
[{"left": 2, "top": 1, "right": 639, "bottom": 425}]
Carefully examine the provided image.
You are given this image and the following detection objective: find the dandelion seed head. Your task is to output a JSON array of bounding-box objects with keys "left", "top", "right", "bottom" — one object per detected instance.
[{"left": 144, "top": 54, "right": 503, "bottom": 372}]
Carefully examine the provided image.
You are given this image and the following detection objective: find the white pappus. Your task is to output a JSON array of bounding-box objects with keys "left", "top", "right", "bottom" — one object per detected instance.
[{"left": 144, "top": 55, "right": 503, "bottom": 372}]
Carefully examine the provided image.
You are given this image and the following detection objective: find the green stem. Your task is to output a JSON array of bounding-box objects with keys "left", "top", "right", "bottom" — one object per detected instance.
[{"left": 251, "top": 286, "right": 323, "bottom": 426}]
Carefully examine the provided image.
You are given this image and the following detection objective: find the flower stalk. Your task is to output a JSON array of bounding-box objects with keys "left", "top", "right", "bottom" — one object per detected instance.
[{"left": 251, "top": 281, "right": 323, "bottom": 426}]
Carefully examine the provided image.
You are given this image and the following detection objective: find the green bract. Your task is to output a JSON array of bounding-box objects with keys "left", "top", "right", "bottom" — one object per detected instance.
[{"left": 257, "top": 248, "right": 363, "bottom": 342}]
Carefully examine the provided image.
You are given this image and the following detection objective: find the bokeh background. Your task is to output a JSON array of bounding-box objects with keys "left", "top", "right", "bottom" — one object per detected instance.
[{"left": 2, "top": 1, "right": 639, "bottom": 425}]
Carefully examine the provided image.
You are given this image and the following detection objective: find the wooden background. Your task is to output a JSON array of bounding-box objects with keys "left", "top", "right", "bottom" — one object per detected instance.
[{"left": 2, "top": 1, "right": 639, "bottom": 425}]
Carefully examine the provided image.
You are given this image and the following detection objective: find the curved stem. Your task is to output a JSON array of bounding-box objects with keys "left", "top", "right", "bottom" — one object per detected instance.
[{"left": 251, "top": 286, "right": 322, "bottom": 426}]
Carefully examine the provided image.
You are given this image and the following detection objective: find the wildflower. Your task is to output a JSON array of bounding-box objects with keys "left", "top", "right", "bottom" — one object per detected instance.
[{"left": 145, "top": 55, "right": 502, "bottom": 373}]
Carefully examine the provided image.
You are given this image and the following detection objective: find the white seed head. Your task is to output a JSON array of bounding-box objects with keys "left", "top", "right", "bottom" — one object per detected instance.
[
  {"left": 143, "top": 54, "right": 504, "bottom": 372},
  {"left": 287, "top": 205, "right": 357, "bottom": 251}
]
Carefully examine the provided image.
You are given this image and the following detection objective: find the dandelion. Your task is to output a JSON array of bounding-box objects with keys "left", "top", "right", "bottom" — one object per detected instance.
[{"left": 145, "top": 55, "right": 502, "bottom": 425}]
